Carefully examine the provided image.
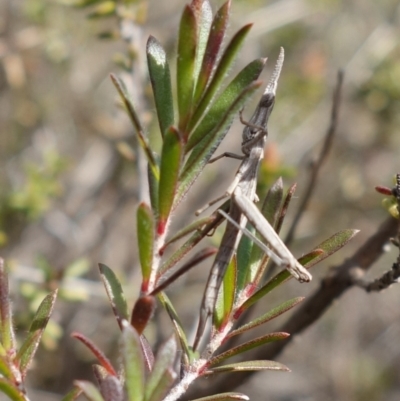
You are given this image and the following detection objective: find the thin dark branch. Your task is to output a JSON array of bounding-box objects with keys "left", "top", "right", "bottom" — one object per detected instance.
[
  {"left": 183, "top": 216, "right": 397, "bottom": 399},
  {"left": 285, "top": 70, "right": 344, "bottom": 245}
]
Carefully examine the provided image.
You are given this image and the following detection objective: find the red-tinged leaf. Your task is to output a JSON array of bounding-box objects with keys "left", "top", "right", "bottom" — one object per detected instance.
[
  {"left": 191, "top": 0, "right": 212, "bottom": 86},
  {"left": 154, "top": 247, "right": 216, "bottom": 295},
  {"left": 0, "top": 378, "right": 26, "bottom": 401},
  {"left": 188, "top": 24, "right": 253, "bottom": 136},
  {"left": 177, "top": 80, "right": 262, "bottom": 206},
  {"left": 162, "top": 214, "right": 217, "bottom": 249},
  {"left": 99, "top": 375, "right": 124, "bottom": 401},
  {"left": 214, "top": 255, "right": 237, "bottom": 330},
  {"left": 146, "top": 36, "right": 174, "bottom": 137},
  {"left": 98, "top": 263, "right": 129, "bottom": 329},
  {"left": 71, "top": 332, "right": 117, "bottom": 377},
  {"left": 191, "top": 392, "right": 249, "bottom": 401},
  {"left": 137, "top": 203, "right": 155, "bottom": 287},
  {"left": 157, "top": 292, "right": 192, "bottom": 364},
  {"left": 122, "top": 322, "right": 145, "bottom": 401},
  {"left": 110, "top": 74, "right": 159, "bottom": 181},
  {"left": 375, "top": 185, "right": 392, "bottom": 196},
  {"left": 145, "top": 336, "right": 177, "bottom": 401},
  {"left": 300, "top": 229, "right": 360, "bottom": 269},
  {"left": 158, "top": 127, "right": 183, "bottom": 234},
  {"left": 228, "top": 297, "right": 304, "bottom": 338},
  {"left": 130, "top": 296, "right": 156, "bottom": 335},
  {"left": 139, "top": 335, "right": 155, "bottom": 373},
  {"left": 177, "top": 5, "right": 197, "bottom": 131},
  {"left": 17, "top": 290, "right": 58, "bottom": 378},
  {"left": 208, "top": 332, "right": 289, "bottom": 367},
  {"left": 186, "top": 58, "right": 265, "bottom": 153},
  {"left": 207, "top": 360, "right": 290, "bottom": 374},
  {"left": 74, "top": 381, "right": 105, "bottom": 401},
  {"left": 193, "top": 1, "right": 231, "bottom": 105},
  {"left": 0, "top": 259, "right": 15, "bottom": 352},
  {"left": 61, "top": 386, "right": 82, "bottom": 401},
  {"left": 159, "top": 207, "right": 225, "bottom": 276}
]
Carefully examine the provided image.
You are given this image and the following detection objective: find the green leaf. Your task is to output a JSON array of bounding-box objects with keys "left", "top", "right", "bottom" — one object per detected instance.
[
  {"left": 158, "top": 127, "right": 183, "bottom": 234},
  {"left": 17, "top": 290, "right": 58, "bottom": 377},
  {"left": 148, "top": 162, "right": 159, "bottom": 215},
  {"left": 0, "top": 378, "right": 26, "bottom": 401},
  {"left": 0, "top": 259, "right": 15, "bottom": 352},
  {"left": 208, "top": 332, "right": 289, "bottom": 367},
  {"left": 61, "top": 387, "right": 83, "bottom": 401},
  {"left": 145, "top": 336, "right": 177, "bottom": 401},
  {"left": 192, "top": 0, "right": 213, "bottom": 87},
  {"left": 122, "top": 324, "right": 145, "bottom": 401},
  {"left": 157, "top": 292, "right": 192, "bottom": 365},
  {"left": 235, "top": 224, "right": 255, "bottom": 295},
  {"left": 208, "top": 360, "right": 290, "bottom": 374},
  {"left": 74, "top": 381, "right": 105, "bottom": 401},
  {"left": 146, "top": 36, "right": 174, "bottom": 137},
  {"left": 300, "top": 229, "right": 360, "bottom": 269},
  {"left": 186, "top": 58, "right": 265, "bottom": 152},
  {"left": 98, "top": 263, "right": 129, "bottom": 326},
  {"left": 228, "top": 297, "right": 304, "bottom": 338},
  {"left": 191, "top": 393, "right": 249, "bottom": 401},
  {"left": 110, "top": 74, "right": 159, "bottom": 181},
  {"left": 159, "top": 206, "right": 225, "bottom": 276},
  {"left": 177, "top": 5, "right": 197, "bottom": 131},
  {"left": 214, "top": 255, "right": 237, "bottom": 330},
  {"left": 248, "top": 178, "right": 284, "bottom": 284},
  {"left": 188, "top": 23, "right": 253, "bottom": 136},
  {"left": 193, "top": 1, "right": 230, "bottom": 105},
  {"left": 177, "top": 79, "right": 262, "bottom": 205},
  {"left": 87, "top": 1, "right": 116, "bottom": 18},
  {"left": 0, "top": 355, "right": 12, "bottom": 379},
  {"left": 137, "top": 203, "right": 155, "bottom": 285}
]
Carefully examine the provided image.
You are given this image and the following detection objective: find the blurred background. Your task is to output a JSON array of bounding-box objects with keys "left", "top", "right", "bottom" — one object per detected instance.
[{"left": 1, "top": 0, "right": 400, "bottom": 400}]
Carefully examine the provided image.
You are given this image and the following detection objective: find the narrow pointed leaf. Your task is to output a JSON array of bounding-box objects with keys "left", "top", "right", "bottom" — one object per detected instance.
[
  {"left": 157, "top": 292, "right": 191, "bottom": 364},
  {"left": 99, "top": 376, "right": 124, "bottom": 401},
  {"left": 214, "top": 255, "right": 237, "bottom": 330},
  {"left": 301, "top": 229, "right": 360, "bottom": 269},
  {"left": 193, "top": 1, "right": 230, "bottom": 105},
  {"left": 148, "top": 161, "right": 159, "bottom": 215},
  {"left": 74, "top": 381, "right": 105, "bottom": 401},
  {"left": 191, "top": 0, "right": 213, "bottom": 85},
  {"left": 208, "top": 332, "right": 289, "bottom": 366},
  {"left": 122, "top": 323, "right": 145, "bottom": 401},
  {"left": 248, "top": 178, "right": 284, "bottom": 283},
  {"left": 0, "top": 378, "right": 26, "bottom": 401},
  {"left": 177, "top": 80, "right": 262, "bottom": 205},
  {"left": 0, "top": 259, "right": 15, "bottom": 352},
  {"left": 17, "top": 290, "right": 58, "bottom": 377},
  {"left": 139, "top": 335, "right": 155, "bottom": 372},
  {"left": 159, "top": 207, "right": 225, "bottom": 276},
  {"left": 236, "top": 224, "right": 256, "bottom": 294},
  {"left": 186, "top": 58, "right": 265, "bottom": 152},
  {"left": 61, "top": 386, "right": 82, "bottom": 401},
  {"left": 145, "top": 336, "right": 177, "bottom": 401},
  {"left": 72, "top": 332, "right": 117, "bottom": 377},
  {"left": 110, "top": 74, "right": 159, "bottom": 181},
  {"left": 188, "top": 24, "right": 253, "bottom": 135},
  {"left": 147, "top": 36, "right": 174, "bottom": 137},
  {"left": 158, "top": 127, "right": 183, "bottom": 234},
  {"left": 137, "top": 203, "right": 155, "bottom": 286},
  {"left": 208, "top": 360, "right": 290, "bottom": 374},
  {"left": 191, "top": 393, "right": 249, "bottom": 401},
  {"left": 229, "top": 297, "right": 304, "bottom": 338},
  {"left": 0, "top": 355, "right": 12, "bottom": 379},
  {"left": 177, "top": 5, "right": 197, "bottom": 130},
  {"left": 98, "top": 263, "right": 129, "bottom": 327},
  {"left": 240, "top": 229, "right": 359, "bottom": 312}
]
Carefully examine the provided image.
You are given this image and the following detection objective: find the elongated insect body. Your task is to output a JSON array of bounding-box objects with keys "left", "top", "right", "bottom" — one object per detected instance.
[{"left": 194, "top": 48, "right": 310, "bottom": 350}]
